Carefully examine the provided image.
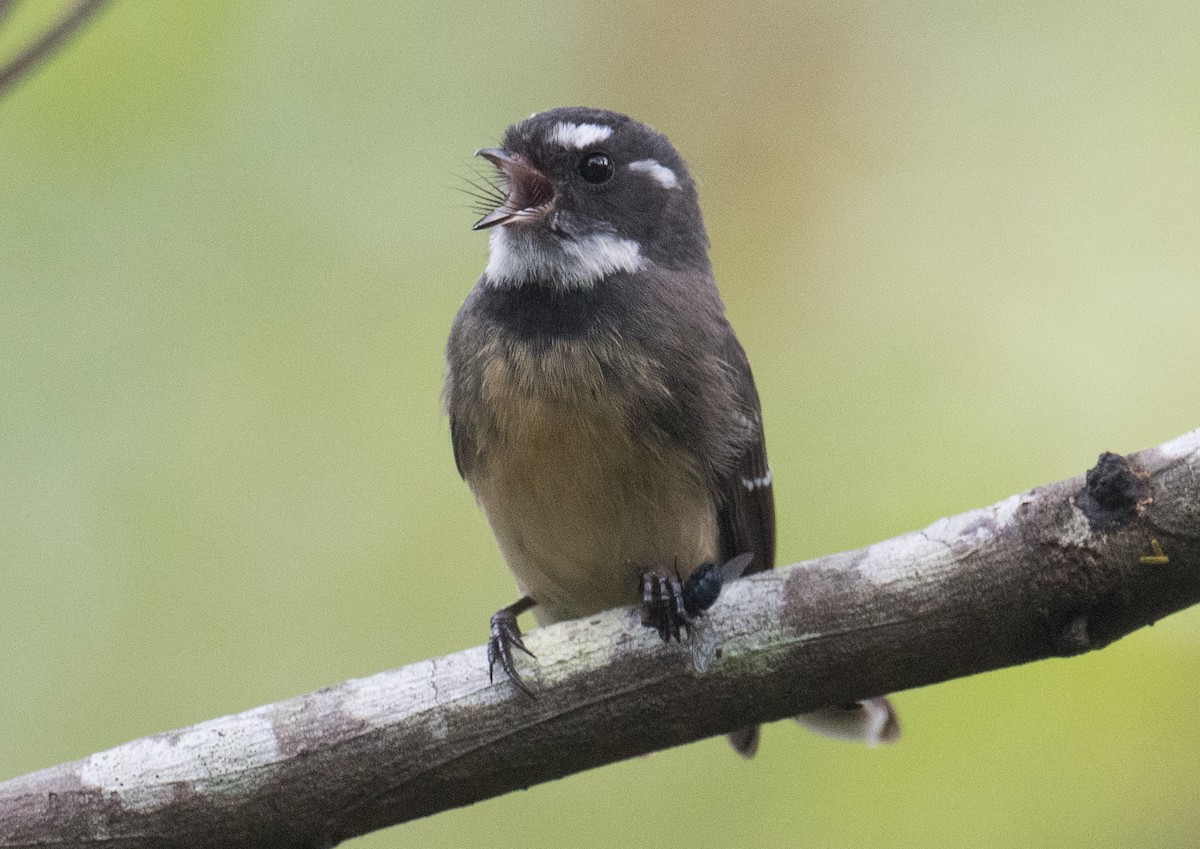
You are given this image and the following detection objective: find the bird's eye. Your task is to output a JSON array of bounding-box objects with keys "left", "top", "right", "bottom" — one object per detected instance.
[{"left": 578, "top": 152, "right": 614, "bottom": 184}]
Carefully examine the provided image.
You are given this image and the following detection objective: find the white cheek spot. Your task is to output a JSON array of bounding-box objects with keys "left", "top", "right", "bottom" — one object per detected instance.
[
  {"left": 550, "top": 121, "right": 614, "bottom": 149},
  {"left": 485, "top": 227, "right": 644, "bottom": 289},
  {"left": 629, "top": 159, "right": 679, "bottom": 189},
  {"left": 741, "top": 468, "right": 772, "bottom": 491}
]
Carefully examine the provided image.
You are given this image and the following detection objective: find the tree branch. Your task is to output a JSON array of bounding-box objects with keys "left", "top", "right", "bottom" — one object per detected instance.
[
  {"left": 2, "top": 429, "right": 1199, "bottom": 848},
  {"left": 0, "top": 0, "right": 113, "bottom": 101}
]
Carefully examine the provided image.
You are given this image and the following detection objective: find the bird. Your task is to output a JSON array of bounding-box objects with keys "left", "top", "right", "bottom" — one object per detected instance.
[{"left": 444, "top": 107, "right": 897, "bottom": 755}]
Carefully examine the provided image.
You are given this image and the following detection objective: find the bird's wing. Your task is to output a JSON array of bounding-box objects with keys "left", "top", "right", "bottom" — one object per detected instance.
[{"left": 713, "top": 335, "right": 776, "bottom": 575}]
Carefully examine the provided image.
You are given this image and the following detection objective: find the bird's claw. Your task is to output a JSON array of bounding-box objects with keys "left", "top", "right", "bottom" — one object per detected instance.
[{"left": 488, "top": 607, "right": 536, "bottom": 697}]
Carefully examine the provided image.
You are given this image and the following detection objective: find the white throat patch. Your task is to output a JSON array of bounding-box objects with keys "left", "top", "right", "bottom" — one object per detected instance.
[
  {"left": 549, "top": 122, "right": 614, "bottom": 150},
  {"left": 485, "top": 228, "right": 644, "bottom": 289}
]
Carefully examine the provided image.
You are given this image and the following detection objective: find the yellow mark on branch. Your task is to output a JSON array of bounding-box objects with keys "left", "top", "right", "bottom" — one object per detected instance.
[{"left": 1139, "top": 538, "right": 1169, "bottom": 566}]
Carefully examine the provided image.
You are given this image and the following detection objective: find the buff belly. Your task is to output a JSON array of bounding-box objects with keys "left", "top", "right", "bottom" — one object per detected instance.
[{"left": 471, "top": 393, "right": 719, "bottom": 626}]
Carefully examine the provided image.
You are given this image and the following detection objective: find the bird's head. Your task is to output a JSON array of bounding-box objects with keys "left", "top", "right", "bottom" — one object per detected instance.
[{"left": 473, "top": 107, "right": 710, "bottom": 289}]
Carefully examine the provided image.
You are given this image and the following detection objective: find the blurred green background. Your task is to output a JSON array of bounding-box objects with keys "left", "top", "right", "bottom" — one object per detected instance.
[{"left": 3, "top": 1, "right": 1199, "bottom": 846}]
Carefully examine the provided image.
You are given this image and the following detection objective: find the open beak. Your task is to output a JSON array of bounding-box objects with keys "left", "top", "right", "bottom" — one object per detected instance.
[{"left": 472, "top": 148, "right": 556, "bottom": 231}]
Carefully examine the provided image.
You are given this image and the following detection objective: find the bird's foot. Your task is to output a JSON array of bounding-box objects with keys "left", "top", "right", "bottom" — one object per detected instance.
[
  {"left": 488, "top": 597, "right": 537, "bottom": 697},
  {"left": 640, "top": 568, "right": 689, "bottom": 642}
]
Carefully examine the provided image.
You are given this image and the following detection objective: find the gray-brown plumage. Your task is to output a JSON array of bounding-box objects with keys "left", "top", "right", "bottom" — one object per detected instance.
[
  {"left": 447, "top": 263, "right": 774, "bottom": 624},
  {"left": 445, "top": 108, "right": 894, "bottom": 755}
]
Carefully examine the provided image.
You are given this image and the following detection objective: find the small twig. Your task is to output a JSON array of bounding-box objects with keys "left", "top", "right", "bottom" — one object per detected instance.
[
  {"left": 0, "top": 0, "right": 22, "bottom": 31},
  {"left": 0, "top": 0, "right": 113, "bottom": 101}
]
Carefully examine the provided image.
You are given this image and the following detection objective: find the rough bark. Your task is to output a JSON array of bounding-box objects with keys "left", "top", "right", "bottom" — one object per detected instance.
[{"left": 2, "top": 428, "right": 1198, "bottom": 848}]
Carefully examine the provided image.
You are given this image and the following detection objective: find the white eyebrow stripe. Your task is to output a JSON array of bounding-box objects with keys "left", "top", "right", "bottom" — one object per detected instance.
[
  {"left": 550, "top": 122, "right": 614, "bottom": 149},
  {"left": 628, "top": 159, "right": 679, "bottom": 189}
]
